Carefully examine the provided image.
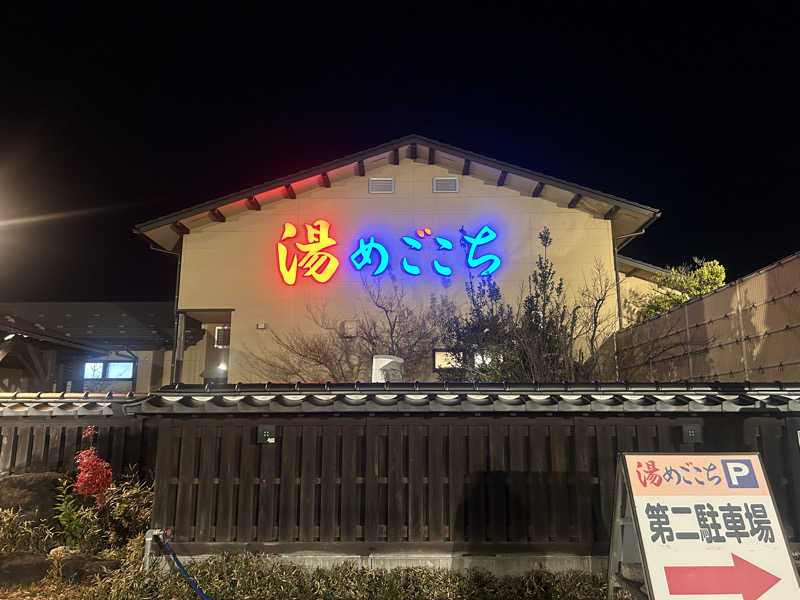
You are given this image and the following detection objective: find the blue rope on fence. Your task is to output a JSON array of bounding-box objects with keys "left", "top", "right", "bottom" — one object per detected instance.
[{"left": 159, "top": 535, "right": 212, "bottom": 600}]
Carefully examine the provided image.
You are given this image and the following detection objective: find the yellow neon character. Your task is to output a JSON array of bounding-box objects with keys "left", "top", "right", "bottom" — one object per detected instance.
[{"left": 277, "top": 219, "right": 340, "bottom": 285}]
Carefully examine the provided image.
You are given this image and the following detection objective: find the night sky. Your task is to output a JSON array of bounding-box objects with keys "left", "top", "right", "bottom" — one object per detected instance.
[{"left": 1, "top": 6, "right": 798, "bottom": 301}]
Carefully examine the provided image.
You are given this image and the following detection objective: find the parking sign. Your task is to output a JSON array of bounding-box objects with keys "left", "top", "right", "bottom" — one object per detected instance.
[{"left": 609, "top": 453, "right": 800, "bottom": 599}]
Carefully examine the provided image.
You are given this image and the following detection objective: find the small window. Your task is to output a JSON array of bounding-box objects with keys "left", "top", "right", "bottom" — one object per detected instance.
[
  {"left": 83, "top": 362, "right": 104, "bottom": 379},
  {"left": 214, "top": 326, "right": 231, "bottom": 348},
  {"left": 106, "top": 362, "right": 134, "bottom": 379}
]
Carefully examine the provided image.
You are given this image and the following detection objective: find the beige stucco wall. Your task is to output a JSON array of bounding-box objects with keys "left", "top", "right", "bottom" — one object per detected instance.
[
  {"left": 618, "top": 272, "right": 661, "bottom": 328},
  {"left": 177, "top": 158, "right": 620, "bottom": 383}
]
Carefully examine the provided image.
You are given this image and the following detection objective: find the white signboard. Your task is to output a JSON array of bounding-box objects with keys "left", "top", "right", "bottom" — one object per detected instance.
[{"left": 616, "top": 453, "right": 800, "bottom": 600}]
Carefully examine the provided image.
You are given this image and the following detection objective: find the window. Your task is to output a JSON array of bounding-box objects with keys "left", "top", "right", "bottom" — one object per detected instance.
[
  {"left": 433, "top": 349, "right": 459, "bottom": 370},
  {"left": 82, "top": 360, "right": 135, "bottom": 380},
  {"left": 214, "top": 326, "right": 231, "bottom": 348},
  {"left": 84, "top": 362, "right": 104, "bottom": 379},
  {"left": 106, "top": 362, "right": 134, "bottom": 379}
]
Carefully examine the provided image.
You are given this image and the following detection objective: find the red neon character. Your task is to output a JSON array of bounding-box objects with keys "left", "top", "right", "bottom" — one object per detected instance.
[
  {"left": 636, "top": 460, "right": 663, "bottom": 488},
  {"left": 277, "top": 219, "right": 340, "bottom": 285}
]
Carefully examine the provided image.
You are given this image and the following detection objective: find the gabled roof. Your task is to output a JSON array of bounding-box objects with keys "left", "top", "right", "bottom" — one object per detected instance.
[{"left": 135, "top": 134, "right": 661, "bottom": 252}]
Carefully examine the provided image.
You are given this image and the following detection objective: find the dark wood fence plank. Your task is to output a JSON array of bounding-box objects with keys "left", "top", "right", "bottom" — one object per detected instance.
[
  {"left": 428, "top": 424, "right": 445, "bottom": 542},
  {"left": 596, "top": 423, "right": 616, "bottom": 543},
  {"left": 573, "top": 420, "right": 592, "bottom": 544},
  {"left": 636, "top": 424, "right": 656, "bottom": 452},
  {"left": 387, "top": 425, "right": 404, "bottom": 542},
  {"left": 14, "top": 426, "right": 31, "bottom": 471},
  {"left": 340, "top": 425, "right": 358, "bottom": 542},
  {"left": 319, "top": 425, "right": 338, "bottom": 542},
  {"left": 0, "top": 425, "right": 14, "bottom": 475},
  {"left": 363, "top": 422, "right": 380, "bottom": 542},
  {"left": 216, "top": 425, "right": 239, "bottom": 542},
  {"left": 299, "top": 426, "right": 318, "bottom": 542},
  {"left": 487, "top": 423, "right": 506, "bottom": 541},
  {"left": 508, "top": 424, "right": 527, "bottom": 542},
  {"left": 30, "top": 425, "right": 46, "bottom": 470},
  {"left": 62, "top": 425, "right": 79, "bottom": 473},
  {"left": 237, "top": 426, "right": 257, "bottom": 542},
  {"left": 257, "top": 429, "right": 277, "bottom": 542},
  {"left": 467, "top": 425, "right": 486, "bottom": 542},
  {"left": 195, "top": 425, "right": 217, "bottom": 542},
  {"left": 174, "top": 422, "right": 197, "bottom": 541},
  {"left": 46, "top": 425, "right": 62, "bottom": 471},
  {"left": 529, "top": 423, "right": 549, "bottom": 542},
  {"left": 97, "top": 425, "right": 111, "bottom": 462},
  {"left": 549, "top": 423, "right": 569, "bottom": 542},
  {"left": 448, "top": 424, "right": 466, "bottom": 542},
  {"left": 109, "top": 425, "right": 126, "bottom": 476},
  {"left": 151, "top": 421, "right": 176, "bottom": 530},
  {"left": 408, "top": 424, "right": 425, "bottom": 542},
  {"left": 278, "top": 426, "right": 299, "bottom": 542},
  {"left": 123, "top": 421, "right": 142, "bottom": 470},
  {"left": 657, "top": 422, "right": 677, "bottom": 452}
]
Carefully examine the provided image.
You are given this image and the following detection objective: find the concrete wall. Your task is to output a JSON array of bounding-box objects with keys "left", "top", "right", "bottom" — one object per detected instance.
[
  {"left": 616, "top": 251, "right": 800, "bottom": 381},
  {"left": 177, "top": 158, "right": 620, "bottom": 383}
]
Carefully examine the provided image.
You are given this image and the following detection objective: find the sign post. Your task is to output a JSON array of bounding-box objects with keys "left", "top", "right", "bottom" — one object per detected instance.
[{"left": 608, "top": 453, "right": 800, "bottom": 600}]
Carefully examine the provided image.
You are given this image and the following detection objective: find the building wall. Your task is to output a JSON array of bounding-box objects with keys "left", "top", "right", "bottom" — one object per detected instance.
[
  {"left": 616, "top": 251, "right": 800, "bottom": 381},
  {"left": 177, "top": 159, "right": 620, "bottom": 383},
  {"left": 617, "top": 272, "right": 661, "bottom": 328}
]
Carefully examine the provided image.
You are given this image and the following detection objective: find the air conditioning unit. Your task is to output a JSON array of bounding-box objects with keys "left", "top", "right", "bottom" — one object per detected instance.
[
  {"left": 433, "top": 177, "right": 459, "bottom": 193},
  {"left": 368, "top": 177, "right": 395, "bottom": 194}
]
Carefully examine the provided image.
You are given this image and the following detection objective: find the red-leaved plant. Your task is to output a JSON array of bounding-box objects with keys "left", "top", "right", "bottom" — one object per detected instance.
[{"left": 74, "top": 425, "right": 112, "bottom": 506}]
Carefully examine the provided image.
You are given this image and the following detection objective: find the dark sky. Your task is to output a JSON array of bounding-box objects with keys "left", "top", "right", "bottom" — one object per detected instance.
[{"left": 1, "top": 6, "right": 798, "bottom": 301}]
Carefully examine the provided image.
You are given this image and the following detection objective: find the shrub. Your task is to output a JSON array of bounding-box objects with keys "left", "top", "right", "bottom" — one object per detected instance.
[
  {"left": 0, "top": 506, "right": 56, "bottom": 553},
  {"left": 99, "top": 471, "right": 153, "bottom": 547},
  {"left": 75, "top": 427, "right": 113, "bottom": 507},
  {"left": 54, "top": 478, "right": 105, "bottom": 554},
  {"left": 77, "top": 546, "right": 613, "bottom": 600}
]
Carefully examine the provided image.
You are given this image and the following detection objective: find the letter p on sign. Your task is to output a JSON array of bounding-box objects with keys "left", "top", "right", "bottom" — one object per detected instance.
[{"left": 722, "top": 459, "right": 758, "bottom": 488}]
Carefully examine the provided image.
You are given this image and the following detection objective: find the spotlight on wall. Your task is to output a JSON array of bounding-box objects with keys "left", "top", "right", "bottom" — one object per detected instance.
[
  {"left": 218, "top": 362, "right": 228, "bottom": 371},
  {"left": 3, "top": 333, "right": 15, "bottom": 341}
]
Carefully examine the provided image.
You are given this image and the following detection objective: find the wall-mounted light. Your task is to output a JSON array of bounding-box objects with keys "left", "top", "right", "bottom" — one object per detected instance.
[
  {"left": 218, "top": 362, "right": 228, "bottom": 371},
  {"left": 3, "top": 333, "right": 15, "bottom": 341}
]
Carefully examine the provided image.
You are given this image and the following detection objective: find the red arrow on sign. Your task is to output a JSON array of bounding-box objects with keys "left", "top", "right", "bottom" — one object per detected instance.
[{"left": 664, "top": 553, "right": 780, "bottom": 600}]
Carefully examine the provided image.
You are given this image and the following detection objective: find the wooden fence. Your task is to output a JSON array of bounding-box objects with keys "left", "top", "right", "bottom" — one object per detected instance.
[
  {"left": 0, "top": 417, "right": 157, "bottom": 477},
  {"left": 150, "top": 414, "right": 800, "bottom": 555}
]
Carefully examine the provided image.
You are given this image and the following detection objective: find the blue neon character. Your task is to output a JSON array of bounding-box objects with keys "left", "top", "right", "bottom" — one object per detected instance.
[
  {"left": 400, "top": 235, "right": 423, "bottom": 275},
  {"left": 460, "top": 225, "right": 501, "bottom": 276},
  {"left": 432, "top": 236, "right": 453, "bottom": 276},
  {"left": 350, "top": 236, "right": 389, "bottom": 276}
]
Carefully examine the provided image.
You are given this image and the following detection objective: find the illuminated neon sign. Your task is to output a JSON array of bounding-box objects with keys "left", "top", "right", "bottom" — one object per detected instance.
[
  {"left": 277, "top": 221, "right": 500, "bottom": 284},
  {"left": 277, "top": 219, "right": 340, "bottom": 285}
]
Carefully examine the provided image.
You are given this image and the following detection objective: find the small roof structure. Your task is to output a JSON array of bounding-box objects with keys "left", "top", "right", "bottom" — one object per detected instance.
[
  {"left": 617, "top": 255, "right": 669, "bottom": 284},
  {"left": 135, "top": 134, "right": 662, "bottom": 252},
  {"left": 0, "top": 302, "right": 203, "bottom": 352}
]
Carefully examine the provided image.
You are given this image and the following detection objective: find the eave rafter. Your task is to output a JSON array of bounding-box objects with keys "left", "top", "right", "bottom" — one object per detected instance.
[
  {"left": 284, "top": 184, "right": 296, "bottom": 199},
  {"left": 462, "top": 159, "right": 471, "bottom": 176},
  {"left": 409, "top": 143, "right": 417, "bottom": 160},
  {"left": 531, "top": 182, "right": 545, "bottom": 197},
  {"left": 427, "top": 147, "right": 435, "bottom": 164},
  {"left": 496, "top": 170, "right": 507, "bottom": 186},
  {"left": 604, "top": 205, "right": 620, "bottom": 220},
  {"left": 357, "top": 160, "right": 365, "bottom": 176},
  {"left": 208, "top": 209, "right": 225, "bottom": 222},
  {"left": 170, "top": 222, "right": 190, "bottom": 236},
  {"left": 568, "top": 193, "right": 582, "bottom": 208},
  {"left": 320, "top": 172, "right": 331, "bottom": 188},
  {"left": 390, "top": 148, "right": 399, "bottom": 165},
  {"left": 245, "top": 196, "right": 261, "bottom": 211}
]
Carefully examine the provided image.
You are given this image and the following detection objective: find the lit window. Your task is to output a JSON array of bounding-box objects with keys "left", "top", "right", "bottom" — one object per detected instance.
[
  {"left": 214, "top": 326, "right": 231, "bottom": 348},
  {"left": 83, "top": 362, "right": 104, "bottom": 379},
  {"left": 106, "top": 362, "right": 134, "bottom": 379},
  {"left": 433, "top": 349, "right": 459, "bottom": 370}
]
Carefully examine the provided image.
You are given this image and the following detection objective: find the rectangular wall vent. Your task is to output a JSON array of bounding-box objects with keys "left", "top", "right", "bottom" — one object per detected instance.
[
  {"left": 368, "top": 177, "right": 395, "bottom": 193},
  {"left": 433, "top": 177, "right": 459, "bottom": 193}
]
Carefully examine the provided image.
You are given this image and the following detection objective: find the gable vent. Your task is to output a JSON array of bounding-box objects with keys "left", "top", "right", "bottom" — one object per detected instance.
[
  {"left": 368, "top": 177, "right": 395, "bottom": 194},
  {"left": 433, "top": 177, "right": 459, "bottom": 193}
]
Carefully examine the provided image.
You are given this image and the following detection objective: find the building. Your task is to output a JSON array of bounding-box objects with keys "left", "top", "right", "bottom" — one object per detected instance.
[
  {"left": 135, "top": 134, "right": 663, "bottom": 384},
  {"left": 0, "top": 302, "right": 202, "bottom": 393}
]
